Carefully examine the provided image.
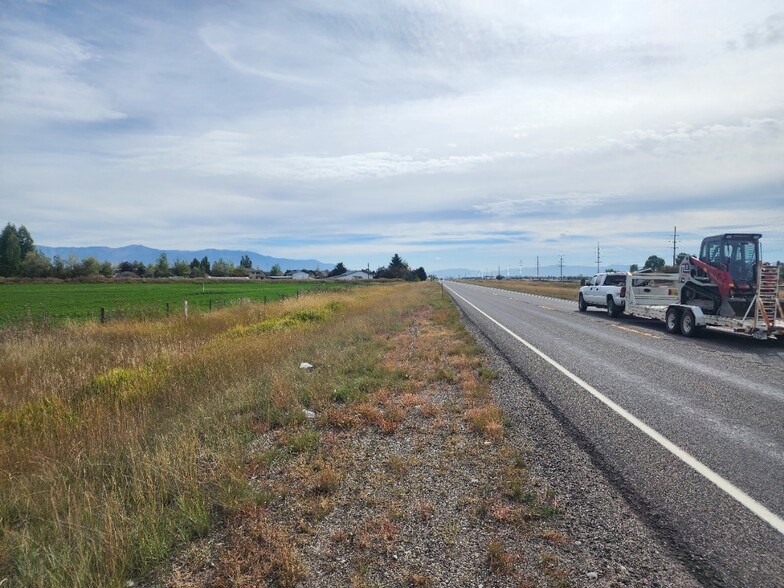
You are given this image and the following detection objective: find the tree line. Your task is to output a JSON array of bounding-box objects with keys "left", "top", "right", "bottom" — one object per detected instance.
[{"left": 0, "top": 224, "right": 429, "bottom": 281}]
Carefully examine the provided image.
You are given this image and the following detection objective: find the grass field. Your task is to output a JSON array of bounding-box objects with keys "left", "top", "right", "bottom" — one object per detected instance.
[
  {"left": 462, "top": 279, "right": 581, "bottom": 301},
  {"left": 0, "top": 280, "right": 360, "bottom": 326}
]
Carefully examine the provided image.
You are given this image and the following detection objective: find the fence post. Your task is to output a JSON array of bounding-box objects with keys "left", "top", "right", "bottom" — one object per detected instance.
[
  {"left": 297, "top": 290, "right": 299, "bottom": 299},
  {"left": 166, "top": 302, "right": 170, "bottom": 316},
  {"left": 209, "top": 299, "right": 212, "bottom": 312},
  {"left": 100, "top": 307, "right": 105, "bottom": 324},
  {"left": 184, "top": 300, "right": 188, "bottom": 319}
]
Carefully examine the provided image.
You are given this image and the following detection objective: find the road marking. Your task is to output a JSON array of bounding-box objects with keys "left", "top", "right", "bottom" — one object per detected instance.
[
  {"left": 446, "top": 284, "right": 784, "bottom": 536},
  {"left": 612, "top": 324, "right": 661, "bottom": 339},
  {"left": 539, "top": 305, "right": 556, "bottom": 311}
]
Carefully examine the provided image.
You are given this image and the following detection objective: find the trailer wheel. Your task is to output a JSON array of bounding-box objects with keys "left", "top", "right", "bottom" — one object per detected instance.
[
  {"left": 607, "top": 297, "right": 621, "bottom": 318},
  {"left": 680, "top": 309, "right": 698, "bottom": 337},
  {"left": 666, "top": 308, "right": 681, "bottom": 334},
  {"left": 578, "top": 294, "right": 588, "bottom": 312}
]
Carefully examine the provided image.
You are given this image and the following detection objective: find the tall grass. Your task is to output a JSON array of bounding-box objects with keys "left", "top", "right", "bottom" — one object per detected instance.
[{"left": 0, "top": 282, "right": 424, "bottom": 587}]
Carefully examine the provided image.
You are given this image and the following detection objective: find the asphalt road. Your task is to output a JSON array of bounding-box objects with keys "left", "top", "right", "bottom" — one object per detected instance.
[{"left": 444, "top": 281, "right": 784, "bottom": 587}]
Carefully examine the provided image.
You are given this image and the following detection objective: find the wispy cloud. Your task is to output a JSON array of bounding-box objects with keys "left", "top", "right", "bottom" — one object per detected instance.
[{"left": 0, "top": 20, "right": 125, "bottom": 122}]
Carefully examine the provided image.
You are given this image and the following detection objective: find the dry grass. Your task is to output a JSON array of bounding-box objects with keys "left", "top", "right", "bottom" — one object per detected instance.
[
  {"left": 461, "top": 279, "right": 580, "bottom": 301},
  {"left": 0, "top": 282, "right": 424, "bottom": 587}
]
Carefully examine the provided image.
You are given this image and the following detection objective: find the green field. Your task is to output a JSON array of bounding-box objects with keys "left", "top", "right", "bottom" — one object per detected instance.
[{"left": 0, "top": 280, "right": 361, "bottom": 325}]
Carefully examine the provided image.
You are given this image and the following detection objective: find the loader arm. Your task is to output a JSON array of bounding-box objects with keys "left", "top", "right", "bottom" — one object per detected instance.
[{"left": 689, "top": 255, "right": 733, "bottom": 299}]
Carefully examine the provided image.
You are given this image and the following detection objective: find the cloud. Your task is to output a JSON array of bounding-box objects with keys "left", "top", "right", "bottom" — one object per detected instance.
[
  {"left": 0, "top": 20, "right": 125, "bottom": 122},
  {"left": 1, "top": 1, "right": 783, "bottom": 271},
  {"left": 730, "top": 12, "right": 784, "bottom": 50}
]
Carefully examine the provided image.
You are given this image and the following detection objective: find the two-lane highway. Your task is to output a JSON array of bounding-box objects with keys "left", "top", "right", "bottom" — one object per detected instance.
[{"left": 445, "top": 281, "right": 784, "bottom": 587}]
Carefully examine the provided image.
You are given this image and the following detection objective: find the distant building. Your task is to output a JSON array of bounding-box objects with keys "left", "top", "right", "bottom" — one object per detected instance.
[
  {"left": 291, "top": 271, "right": 311, "bottom": 279},
  {"left": 335, "top": 271, "right": 371, "bottom": 280},
  {"left": 247, "top": 269, "right": 267, "bottom": 279}
]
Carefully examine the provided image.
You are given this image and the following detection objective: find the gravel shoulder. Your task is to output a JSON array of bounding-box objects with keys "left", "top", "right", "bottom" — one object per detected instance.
[
  {"left": 460, "top": 311, "right": 702, "bottom": 587},
  {"left": 148, "top": 296, "right": 701, "bottom": 587}
]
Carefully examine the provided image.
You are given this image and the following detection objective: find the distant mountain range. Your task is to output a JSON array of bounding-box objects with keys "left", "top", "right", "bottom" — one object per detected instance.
[{"left": 37, "top": 244, "right": 335, "bottom": 272}]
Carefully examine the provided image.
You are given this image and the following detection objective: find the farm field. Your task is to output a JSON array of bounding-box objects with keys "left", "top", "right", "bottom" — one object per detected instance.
[
  {"left": 461, "top": 279, "right": 580, "bottom": 301},
  {"left": 0, "top": 280, "right": 361, "bottom": 325}
]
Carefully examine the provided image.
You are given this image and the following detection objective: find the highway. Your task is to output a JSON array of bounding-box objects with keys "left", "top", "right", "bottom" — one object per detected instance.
[{"left": 444, "top": 280, "right": 784, "bottom": 587}]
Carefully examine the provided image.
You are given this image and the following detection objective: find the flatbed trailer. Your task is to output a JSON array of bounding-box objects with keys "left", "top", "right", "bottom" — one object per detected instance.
[{"left": 622, "top": 265, "right": 784, "bottom": 339}]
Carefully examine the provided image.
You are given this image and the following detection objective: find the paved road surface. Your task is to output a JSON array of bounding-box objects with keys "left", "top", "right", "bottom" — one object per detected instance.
[{"left": 444, "top": 281, "right": 784, "bottom": 587}]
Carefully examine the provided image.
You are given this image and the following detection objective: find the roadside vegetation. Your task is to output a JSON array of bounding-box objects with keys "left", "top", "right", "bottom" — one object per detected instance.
[
  {"left": 462, "top": 279, "right": 580, "bottom": 301},
  {"left": 1, "top": 281, "right": 569, "bottom": 587}
]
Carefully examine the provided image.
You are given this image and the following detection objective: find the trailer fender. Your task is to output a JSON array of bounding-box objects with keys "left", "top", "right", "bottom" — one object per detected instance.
[{"left": 675, "top": 304, "right": 707, "bottom": 326}]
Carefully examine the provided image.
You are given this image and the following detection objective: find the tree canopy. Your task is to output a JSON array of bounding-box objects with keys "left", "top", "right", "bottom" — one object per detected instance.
[
  {"left": 328, "top": 262, "right": 347, "bottom": 277},
  {"left": 643, "top": 255, "right": 666, "bottom": 271}
]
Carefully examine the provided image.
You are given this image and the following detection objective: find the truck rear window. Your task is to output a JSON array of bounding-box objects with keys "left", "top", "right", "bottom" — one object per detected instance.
[{"left": 604, "top": 275, "right": 626, "bottom": 285}]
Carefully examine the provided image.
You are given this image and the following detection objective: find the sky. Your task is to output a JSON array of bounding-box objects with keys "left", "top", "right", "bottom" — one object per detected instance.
[{"left": 1, "top": 0, "right": 783, "bottom": 273}]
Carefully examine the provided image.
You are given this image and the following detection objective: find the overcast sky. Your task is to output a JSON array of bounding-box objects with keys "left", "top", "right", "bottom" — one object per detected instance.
[{"left": 2, "top": 0, "right": 783, "bottom": 272}]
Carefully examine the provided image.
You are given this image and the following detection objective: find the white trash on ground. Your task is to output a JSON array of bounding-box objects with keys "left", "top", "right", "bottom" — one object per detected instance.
[{"left": 299, "top": 362, "right": 313, "bottom": 369}]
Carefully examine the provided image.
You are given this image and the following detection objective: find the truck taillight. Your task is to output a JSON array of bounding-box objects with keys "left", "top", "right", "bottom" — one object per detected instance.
[{"left": 620, "top": 286, "right": 626, "bottom": 298}]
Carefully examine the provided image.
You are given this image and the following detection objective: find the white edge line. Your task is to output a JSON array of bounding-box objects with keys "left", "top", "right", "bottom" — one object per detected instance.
[{"left": 446, "top": 283, "right": 784, "bottom": 536}]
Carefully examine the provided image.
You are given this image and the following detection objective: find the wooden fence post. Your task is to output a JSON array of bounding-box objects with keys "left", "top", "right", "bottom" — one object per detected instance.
[
  {"left": 184, "top": 300, "right": 188, "bottom": 319},
  {"left": 166, "top": 302, "right": 170, "bottom": 316},
  {"left": 100, "top": 307, "right": 105, "bottom": 324}
]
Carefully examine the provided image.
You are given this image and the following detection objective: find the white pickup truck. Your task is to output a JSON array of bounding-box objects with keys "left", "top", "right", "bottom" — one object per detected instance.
[{"left": 578, "top": 272, "right": 627, "bottom": 317}]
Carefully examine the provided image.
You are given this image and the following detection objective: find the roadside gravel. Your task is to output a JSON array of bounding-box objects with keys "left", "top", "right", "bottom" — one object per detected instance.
[
  {"left": 151, "top": 297, "right": 701, "bottom": 587},
  {"left": 462, "top": 314, "right": 702, "bottom": 587}
]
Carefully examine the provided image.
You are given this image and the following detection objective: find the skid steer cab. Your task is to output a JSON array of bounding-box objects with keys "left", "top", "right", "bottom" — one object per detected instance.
[{"left": 679, "top": 233, "right": 762, "bottom": 318}]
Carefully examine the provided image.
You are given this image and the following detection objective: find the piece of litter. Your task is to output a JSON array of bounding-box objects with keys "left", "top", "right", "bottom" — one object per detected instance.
[
  {"left": 303, "top": 409, "right": 316, "bottom": 419},
  {"left": 300, "top": 362, "right": 313, "bottom": 369}
]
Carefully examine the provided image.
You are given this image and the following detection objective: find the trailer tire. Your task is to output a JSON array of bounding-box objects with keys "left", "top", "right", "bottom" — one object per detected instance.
[
  {"left": 578, "top": 294, "right": 588, "bottom": 312},
  {"left": 607, "top": 297, "right": 621, "bottom": 318},
  {"left": 680, "top": 309, "right": 698, "bottom": 337},
  {"left": 666, "top": 308, "right": 681, "bottom": 334}
]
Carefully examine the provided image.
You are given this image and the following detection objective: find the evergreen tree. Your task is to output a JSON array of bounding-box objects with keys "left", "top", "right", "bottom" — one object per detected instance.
[
  {"left": 328, "top": 262, "right": 347, "bottom": 277},
  {"left": 17, "top": 225, "right": 35, "bottom": 258},
  {"left": 0, "top": 223, "right": 22, "bottom": 276},
  {"left": 239, "top": 254, "right": 252, "bottom": 269},
  {"left": 386, "top": 253, "right": 410, "bottom": 280}
]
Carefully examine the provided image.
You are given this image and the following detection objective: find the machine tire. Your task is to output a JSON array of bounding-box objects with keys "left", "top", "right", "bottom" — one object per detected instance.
[
  {"left": 607, "top": 297, "right": 621, "bottom": 318},
  {"left": 680, "top": 309, "right": 698, "bottom": 337},
  {"left": 578, "top": 294, "right": 588, "bottom": 312},
  {"left": 665, "top": 308, "right": 681, "bottom": 334}
]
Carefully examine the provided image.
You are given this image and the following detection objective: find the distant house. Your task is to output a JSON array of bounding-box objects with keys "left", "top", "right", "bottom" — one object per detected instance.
[
  {"left": 291, "top": 271, "right": 311, "bottom": 280},
  {"left": 247, "top": 269, "right": 266, "bottom": 279},
  {"left": 335, "top": 271, "right": 371, "bottom": 280}
]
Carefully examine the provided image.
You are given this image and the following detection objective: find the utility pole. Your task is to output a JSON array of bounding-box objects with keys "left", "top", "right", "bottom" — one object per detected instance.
[
  {"left": 596, "top": 242, "right": 601, "bottom": 273},
  {"left": 672, "top": 226, "right": 679, "bottom": 266},
  {"left": 536, "top": 256, "right": 540, "bottom": 280},
  {"left": 559, "top": 254, "right": 564, "bottom": 280},
  {"left": 519, "top": 259, "right": 522, "bottom": 278}
]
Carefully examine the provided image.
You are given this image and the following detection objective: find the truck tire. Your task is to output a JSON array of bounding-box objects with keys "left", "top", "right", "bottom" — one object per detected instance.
[
  {"left": 578, "top": 294, "right": 588, "bottom": 312},
  {"left": 607, "top": 297, "right": 621, "bottom": 318},
  {"left": 665, "top": 308, "right": 682, "bottom": 334},
  {"left": 680, "top": 309, "right": 699, "bottom": 337}
]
